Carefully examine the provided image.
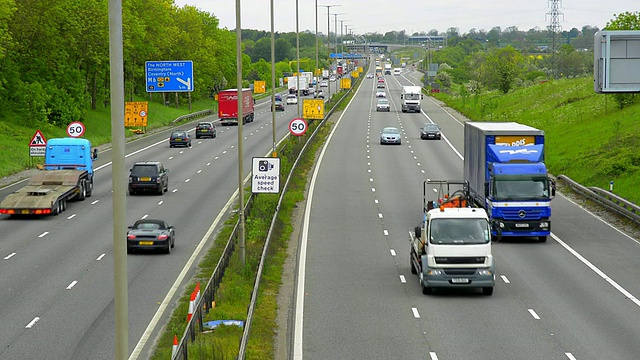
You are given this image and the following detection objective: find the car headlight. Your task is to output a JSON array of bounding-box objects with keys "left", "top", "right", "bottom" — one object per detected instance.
[
  {"left": 540, "top": 221, "right": 549, "bottom": 228},
  {"left": 478, "top": 269, "right": 492, "bottom": 276},
  {"left": 427, "top": 269, "right": 443, "bottom": 276},
  {"left": 499, "top": 222, "right": 505, "bottom": 228}
]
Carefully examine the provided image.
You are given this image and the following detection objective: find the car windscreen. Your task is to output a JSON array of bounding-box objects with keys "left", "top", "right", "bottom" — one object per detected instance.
[
  {"left": 171, "top": 132, "right": 186, "bottom": 138},
  {"left": 378, "top": 100, "right": 389, "bottom": 104},
  {"left": 134, "top": 222, "right": 162, "bottom": 230},
  {"left": 423, "top": 124, "right": 439, "bottom": 130},
  {"left": 429, "top": 218, "right": 490, "bottom": 244},
  {"left": 131, "top": 165, "right": 158, "bottom": 177},
  {"left": 197, "top": 124, "right": 211, "bottom": 129},
  {"left": 382, "top": 128, "right": 399, "bottom": 134}
]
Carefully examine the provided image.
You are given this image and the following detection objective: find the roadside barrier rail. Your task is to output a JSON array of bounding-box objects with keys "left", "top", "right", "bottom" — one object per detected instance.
[{"left": 558, "top": 174, "right": 640, "bottom": 225}]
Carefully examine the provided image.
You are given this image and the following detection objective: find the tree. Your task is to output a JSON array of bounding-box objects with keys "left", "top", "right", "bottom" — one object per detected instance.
[
  {"left": 485, "top": 46, "right": 522, "bottom": 94},
  {"left": 605, "top": 11, "right": 640, "bottom": 30}
]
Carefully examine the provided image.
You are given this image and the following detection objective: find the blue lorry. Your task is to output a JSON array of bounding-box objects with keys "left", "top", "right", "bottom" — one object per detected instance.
[
  {"left": 463, "top": 122, "right": 555, "bottom": 242},
  {"left": 0, "top": 138, "right": 97, "bottom": 216}
]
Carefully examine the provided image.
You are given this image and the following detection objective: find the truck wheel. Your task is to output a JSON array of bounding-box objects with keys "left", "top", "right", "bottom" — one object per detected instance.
[
  {"left": 78, "top": 180, "right": 86, "bottom": 201},
  {"left": 538, "top": 236, "right": 547, "bottom": 243},
  {"left": 482, "top": 287, "right": 494, "bottom": 296},
  {"left": 421, "top": 283, "right": 432, "bottom": 295},
  {"left": 53, "top": 201, "right": 61, "bottom": 215},
  {"left": 86, "top": 180, "right": 93, "bottom": 197}
]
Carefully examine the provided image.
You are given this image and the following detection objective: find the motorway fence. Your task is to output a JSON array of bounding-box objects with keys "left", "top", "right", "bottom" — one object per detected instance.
[
  {"left": 170, "top": 109, "right": 214, "bottom": 124},
  {"left": 558, "top": 174, "right": 640, "bottom": 226},
  {"left": 169, "top": 68, "right": 365, "bottom": 360}
]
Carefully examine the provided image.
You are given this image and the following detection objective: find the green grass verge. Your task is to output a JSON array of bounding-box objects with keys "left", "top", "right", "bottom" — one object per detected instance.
[{"left": 432, "top": 77, "right": 640, "bottom": 205}]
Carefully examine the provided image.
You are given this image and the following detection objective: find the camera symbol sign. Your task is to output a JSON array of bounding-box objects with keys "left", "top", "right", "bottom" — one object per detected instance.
[
  {"left": 252, "top": 157, "right": 281, "bottom": 194},
  {"left": 289, "top": 118, "right": 308, "bottom": 136}
]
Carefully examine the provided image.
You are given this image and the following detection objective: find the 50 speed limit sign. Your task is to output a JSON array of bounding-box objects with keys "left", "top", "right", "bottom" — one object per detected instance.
[
  {"left": 66, "top": 121, "right": 86, "bottom": 138},
  {"left": 289, "top": 118, "right": 308, "bottom": 136}
]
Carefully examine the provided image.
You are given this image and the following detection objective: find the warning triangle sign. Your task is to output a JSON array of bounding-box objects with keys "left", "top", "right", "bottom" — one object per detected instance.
[{"left": 30, "top": 130, "right": 47, "bottom": 147}]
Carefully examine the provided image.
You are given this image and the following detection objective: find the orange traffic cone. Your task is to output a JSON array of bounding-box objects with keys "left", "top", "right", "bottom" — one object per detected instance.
[
  {"left": 194, "top": 282, "right": 201, "bottom": 303},
  {"left": 186, "top": 292, "right": 196, "bottom": 322},
  {"left": 171, "top": 335, "right": 178, "bottom": 357}
]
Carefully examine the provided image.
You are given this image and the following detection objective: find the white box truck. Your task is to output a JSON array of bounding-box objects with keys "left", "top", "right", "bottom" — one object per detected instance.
[{"left": 400, "top": 85, "right": 423, "bottom": 113}]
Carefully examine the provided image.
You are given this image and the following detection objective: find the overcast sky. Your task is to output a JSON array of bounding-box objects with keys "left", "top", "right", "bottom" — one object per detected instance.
[{"left": 173, "top": 0, "right": 632, "bottom": 35}]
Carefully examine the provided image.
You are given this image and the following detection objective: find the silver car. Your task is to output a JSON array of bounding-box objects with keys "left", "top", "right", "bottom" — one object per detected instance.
[
  {"left": 380, "top": 127, "right": 402, "bottom": 145},
  {"left": 376, "top": 99, "right": 390, "bottom": 112}
]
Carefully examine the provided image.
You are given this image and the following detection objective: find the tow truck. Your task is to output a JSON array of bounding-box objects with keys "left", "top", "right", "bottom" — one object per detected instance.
[
  {"left": 409, "top": 180, "right": 495, "bottom": 295},
  {"left": 0, "top": 138, "right": 97, "bottom": 216}
]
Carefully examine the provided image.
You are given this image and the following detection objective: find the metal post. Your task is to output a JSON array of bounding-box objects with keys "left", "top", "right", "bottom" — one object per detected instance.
[
  {"left": 296, "top": 0, "right": 301, "bottom": 117},
  {"left": 315, "top": 0, "right": 319, "bottom": 97},
  {"left": 107, "top": 0, "right": 128, "bottom": 358},
  {"left": 235, "top": 0, "right": 245, "bottom": 266},
  {"left": 319, "top": 5, "right": 339, "bottom": 95},
  {"left": 270, "top": 0, "right": 276, "bottom": 157}
]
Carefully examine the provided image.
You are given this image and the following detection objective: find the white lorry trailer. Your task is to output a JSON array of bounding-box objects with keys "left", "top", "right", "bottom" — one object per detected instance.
[{"left": 409, "top": 180, "right": 495, "bottom": 295}]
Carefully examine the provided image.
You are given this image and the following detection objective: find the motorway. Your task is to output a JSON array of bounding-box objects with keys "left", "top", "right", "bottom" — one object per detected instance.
[
  {"left": 0, "top": 83, "right": 341, "bottom": 360},
  {"left": 296, "top": 63, "right": 640, "bottom": 359}
]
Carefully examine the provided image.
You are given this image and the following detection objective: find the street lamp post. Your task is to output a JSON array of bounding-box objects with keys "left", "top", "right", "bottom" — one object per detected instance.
[
  {"left": 296, "top": 0, "right": 300, "bottom": 116},
  {"left": 332, "top": 13, "right": 344, "bottom": 84},
  {"left": 315, "top": 0, "right": 319, "bottom": 96},
  {"left": 319, "top": 4, "right": 339, "bottom": 95},
  {"left": 270, "top": 0, "right": 276, "bottom": 157}
]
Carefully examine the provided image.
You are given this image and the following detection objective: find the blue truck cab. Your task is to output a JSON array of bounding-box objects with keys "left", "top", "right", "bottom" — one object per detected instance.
[
  {"left": 464, "top": 122, "right": 555, "bottom": 243},
  {"left": 45, "top": 137, "right": 97, "bottom": 193}
]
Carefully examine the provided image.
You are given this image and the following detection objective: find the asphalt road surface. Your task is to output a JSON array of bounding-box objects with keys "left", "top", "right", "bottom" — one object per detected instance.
[{"left": 295, "top": 61, "right": 640, "bottom": 359}]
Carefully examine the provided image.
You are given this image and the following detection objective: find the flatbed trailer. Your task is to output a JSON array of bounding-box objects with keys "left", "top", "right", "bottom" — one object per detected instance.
[{"left": 0, "top": 168, "right": 91, "bottom": 216}]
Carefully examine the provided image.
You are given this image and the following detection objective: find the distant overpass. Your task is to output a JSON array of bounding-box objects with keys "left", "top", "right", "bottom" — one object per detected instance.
[{"left": 345, "top": 42, "right": 426, "bottom": 54}]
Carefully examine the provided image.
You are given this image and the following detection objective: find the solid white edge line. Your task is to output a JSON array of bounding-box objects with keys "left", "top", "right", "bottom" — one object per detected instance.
[
  {"left": 293, "top": 78, "right": 364, "bottom": 360},
  {"left": 551, "top": 233, "right": 640, "bottom": 307},
  {"left": 129, "top": 177, "right": 248, "bottom": 359},
  {"left": 129, "top": 125, "right": 292, "bottom": 359}
]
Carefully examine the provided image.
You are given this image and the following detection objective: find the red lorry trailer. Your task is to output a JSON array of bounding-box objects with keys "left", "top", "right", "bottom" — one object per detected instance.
[{"left": 218, "top": 88, "right": 255, "bottom": 126}]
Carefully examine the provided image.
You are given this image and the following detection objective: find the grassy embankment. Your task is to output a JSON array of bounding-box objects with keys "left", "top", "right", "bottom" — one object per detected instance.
[{"left": 432, "top": 77, "right": 640, "bottom": 205}]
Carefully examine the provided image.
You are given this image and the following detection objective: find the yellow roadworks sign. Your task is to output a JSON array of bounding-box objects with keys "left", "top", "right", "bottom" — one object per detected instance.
[
  {"left": 303, "top": 99, "right": 325, "bottom": 120},
  {"left": 340, "top": 78, "right": 351, "bottom": 89},
  {"left": 254, "top": 81, "right": 266, "bottom": 94},
  {"left": 125, "top": 101, "right": 148, "bottom": 127}
]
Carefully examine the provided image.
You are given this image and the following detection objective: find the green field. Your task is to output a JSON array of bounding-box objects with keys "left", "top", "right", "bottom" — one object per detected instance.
[{"left": 432, "top": 77, "right": 640, "bottom": 205}]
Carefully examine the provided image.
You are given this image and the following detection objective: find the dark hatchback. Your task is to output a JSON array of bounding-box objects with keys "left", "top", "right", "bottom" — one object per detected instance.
[
  {"left": 420, "top": 123, "right": 442, "bottom": 140},
  {"left": 128, "top": 161, "right": 169, "bottom": 195},
  {"left": 169, "top": 130, "right": 192, "bottom": 147},
  {"left": 195, "top": 122, "right": 216, "bottom": 139}
]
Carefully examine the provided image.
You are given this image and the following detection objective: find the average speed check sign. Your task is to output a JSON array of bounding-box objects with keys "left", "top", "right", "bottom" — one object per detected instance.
[
  {"left": 67, "top": 121, "right": 85, "bottom": 138},
  {"left": 289, "top": 118, "right": 308, "bottom": 136}
]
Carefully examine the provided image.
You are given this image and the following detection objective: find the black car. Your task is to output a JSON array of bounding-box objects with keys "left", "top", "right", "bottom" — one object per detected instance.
[
  {"left": 420, "top": 123, "right": 442, "bottom": 140},
  {"left": 126, "top": 219, "right": 175, "bottom": 254},
  {"left": 128, "top": 161, "right": 169, "bottom": 195},
  {"left": 169, "top": 130, "right": 192, "bottom": 147},
  {"left": 195, "top": 122, "right": 216, "bottom": 139},
  {"left": 272, "top": 101, "right": 285, "bottom": 111}
]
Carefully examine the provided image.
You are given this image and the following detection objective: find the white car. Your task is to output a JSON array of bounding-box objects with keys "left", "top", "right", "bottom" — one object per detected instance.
[
  {"left": 376, "top": 99, "right": 390, "bottom": 112},
  {"left": 376, "top": 90, "right": 386, "bottom": 98},
  {"left": 286, "top": 94, "right": 298, "bottom": 105},
  {"left": 320, "top": 81, "right": 328, "bottom": 87},
  {"left": 329, "top": 76, "right": 336, "bottom": 82}
]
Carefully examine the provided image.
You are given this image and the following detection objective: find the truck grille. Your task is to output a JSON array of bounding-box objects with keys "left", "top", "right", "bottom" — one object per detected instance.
[
  {"left": 500, "top": 208, "right": 545, "bottom": 220},
  {"left": 443, "top": 268, "right": 477, "bottom": 276},
  {"left": 435, "top": 257, "right": 485, "bottom": 264}
]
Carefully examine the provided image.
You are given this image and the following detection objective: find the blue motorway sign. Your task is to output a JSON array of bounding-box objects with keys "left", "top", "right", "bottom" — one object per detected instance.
[
  {"left": 329, "top": 53, "right": 365, "bottom": 59},
  {"left": 145, "top": 60, "right": 194, "bottom": 92}
]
